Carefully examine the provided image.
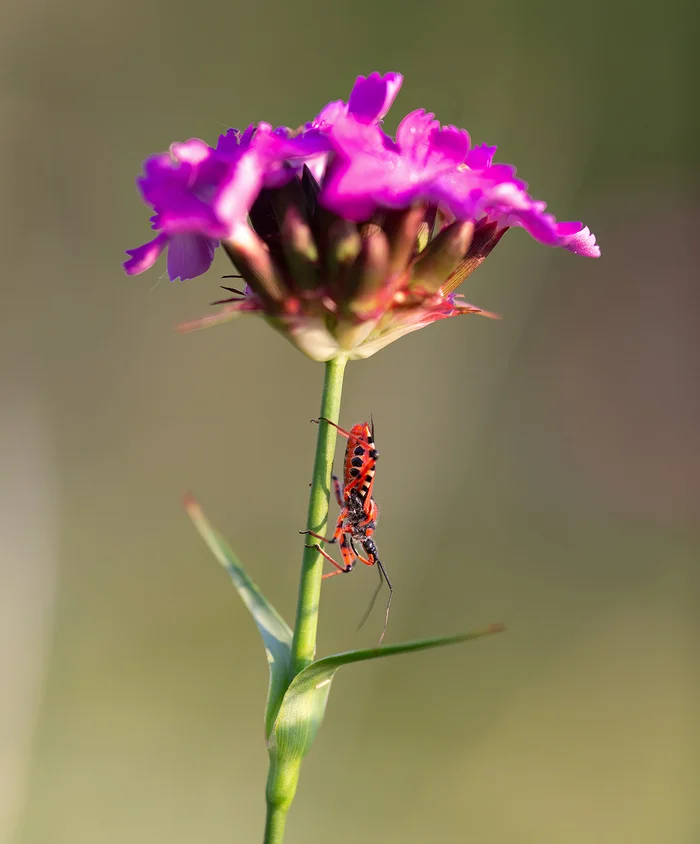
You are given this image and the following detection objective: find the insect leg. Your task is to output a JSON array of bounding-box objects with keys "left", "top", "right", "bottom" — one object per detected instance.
[
  {"left": 300, "top": 530, "right": 337, "bottom": 543},
  {"left": 307, "top": 542, "right": 350, "bottom": 575},
  {"left": 311, "top": 419, "right": 377, "bottom": 453},
  {"left": 334, "top": 533, "right": 357, "bottom": 574},
  {"left": 331, "top": 475, "right": 343, "bottom": 507},
  {"left": 310, "top": 532, "right": 357, "bottom": 579},
  {"left": 306, "top": 473, "right": 342, "bottom": 507},
  {"left": 310, "top": 418, "right": 355, "bottom": 439},
  {"left": 349, "top": 543, "right": 375, "bottom": 566},
  {"left": 299, "top": 509, "right": 347, "bottom": 544}
]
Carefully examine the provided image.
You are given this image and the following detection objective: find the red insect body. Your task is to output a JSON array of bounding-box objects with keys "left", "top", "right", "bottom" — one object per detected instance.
[{"left": 301, "top": 417, "right": 393, "bottom": 643}]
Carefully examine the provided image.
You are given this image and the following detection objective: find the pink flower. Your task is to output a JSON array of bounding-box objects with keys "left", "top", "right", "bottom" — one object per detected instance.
[{"left": 125, "top": 72, "right": 600, "bottom": 359}]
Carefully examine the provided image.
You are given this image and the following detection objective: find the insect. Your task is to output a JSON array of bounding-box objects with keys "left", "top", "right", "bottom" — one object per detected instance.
[{"left": 300, "top": 417, "right": 393, "bottom": 644}]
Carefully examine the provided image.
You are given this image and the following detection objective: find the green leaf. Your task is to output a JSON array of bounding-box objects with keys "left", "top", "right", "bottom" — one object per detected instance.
[
  {"left": 269, "top": 624, "right": 504, "bottom": 763},
  {"left": 186, "top": 496, "right": 293, "bottom": 738}
]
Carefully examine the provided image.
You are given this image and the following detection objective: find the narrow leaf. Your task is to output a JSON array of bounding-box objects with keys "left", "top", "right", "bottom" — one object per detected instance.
[
  {"left": 185, "top": 496, "right": 293, "bottom": 738},
  {"left": 269, "top": 624, "right": 504, "bottom": 762}
]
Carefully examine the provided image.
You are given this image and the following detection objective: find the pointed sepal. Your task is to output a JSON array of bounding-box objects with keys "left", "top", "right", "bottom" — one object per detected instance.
[
  {"left": 344, "top": 224, "right": 390, "bottom": 317},
  {"left": 442, "top": 222, "right": 509, "bottom": 294},
  {"left": 273, "top": 181, "right": 321, "bottom": 291},
  {"left": 409, "top": 220, "right": 475, "bottom": 292},
  {"left": 222, "top": 226, "right": 288, "bottom": 308}
]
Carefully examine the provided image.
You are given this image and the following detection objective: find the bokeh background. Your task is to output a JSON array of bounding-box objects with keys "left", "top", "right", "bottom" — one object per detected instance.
[{"left": 2, "top": 0, "right": 698, "bottom": 842}]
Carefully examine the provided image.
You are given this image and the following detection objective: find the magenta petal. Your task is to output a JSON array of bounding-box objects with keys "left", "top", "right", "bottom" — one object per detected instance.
[
  {"left": 276, "top": 129, "right": 330, "bottom": 160},
  {"left": 137, "top": 155, "right": 183, "bottom": 207},
  {"left": 348, "top": 72, "right": 403, "bottom": 124},
  {"left": 322, "top": 158, "right": 383, "bottom": 220},
  {"left": 216, "top": 127, "right": 244, "bottom": 156},
  {"left": 166, "top": 233, "right": 218, "bottom": 281},
  {"left": 123, "top": 233, "right": 169, "bottom": 275},
  {"left": 395, "top": 110, "right": 439, "bottom": 153},
  {"left": 553, "top": 220, "right": 581, "bottom": 236},
  {"left": 557, "top": 223, "right": 600, "bottom": 257},
  {"left": 157, "top": 194, "right": 227, "bottom": 237},
  {"left": 305, "top": 153, "right": 329, "bottom": 184},
  {"left": 124, "top": 71, "right": 600, "bottom": 287},
  {"left": 464, "top": 144, "right": 497, "bottom": 170},
  {"left": 483, "top": 163, "right": 520, "bottom": 184},
  {"left": 512, "top": 208, "right": 561, "bottom": 245},
  {"left": 213, "top": 152, "right": 264, "bottom": 228},
  {"left": 313, "top": 100, "right": 345, "bottom": 131},
  {"left": 430, "top": 125, "right": 471, "bottom": 164},
  {"left": 170, "top": 138, "right": 212, "bottom": 166}
]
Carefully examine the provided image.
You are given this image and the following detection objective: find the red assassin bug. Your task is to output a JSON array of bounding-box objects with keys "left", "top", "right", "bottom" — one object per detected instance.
[{"left": 300, "top": 417, "right": 393, "bottom": 644}]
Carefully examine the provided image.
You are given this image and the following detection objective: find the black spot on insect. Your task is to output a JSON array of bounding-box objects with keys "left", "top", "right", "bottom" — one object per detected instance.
[
  {"left": 369, "top": 449, "right": 378, "bottom": 460},
  {"left": 349, "top": 467, "right": 360, "bottom": 478},
  {"left": 351, "top": 457, "right": 363, "bottom": 468},
  {"left": 353, "top": 445, "right": 365, "bottom": 456}
]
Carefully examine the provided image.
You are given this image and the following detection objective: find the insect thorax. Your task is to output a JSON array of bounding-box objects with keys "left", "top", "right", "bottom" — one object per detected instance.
[{"left": 346, "top": 488, "right": 366, "bottom": 518}]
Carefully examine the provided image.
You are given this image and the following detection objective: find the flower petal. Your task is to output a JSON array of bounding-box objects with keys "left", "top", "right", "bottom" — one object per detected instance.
[
  {"left": 557, "top": 223, "right": 600, "bottom": 257},
  {"left": 348, "top": 72, "right": 403, "bottom": 124},
  {"left": 166, "top": 233, "right": 218, "bottom": 281},
  {"left": 170, "top": 138, "right": 213, "bottom": 166},
  {"left": 157, "top": 194, "right": 228, "bottom": 238},
  {"left": 123, "top": 233, "right": 169, "bottom": 276},
  {"left": 396, "top": 110, "right": 438, "bottom": 148},
  {"left": 464, "top": 143, "right": 497, "bottom": 169},
  {"left": 213, "top": 151, "right": 264, "bottom": 229}
]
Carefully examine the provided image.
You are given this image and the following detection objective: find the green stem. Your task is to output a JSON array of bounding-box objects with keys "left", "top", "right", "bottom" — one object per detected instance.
[
  {"left": 263, "top": 756, "right": 300, "bottom": 844},
  {"left": 289, "top": 355, "right": 348, "bottom": 676},
  {"left": 263, "top": 357, "right": 347, "bottom": 843},
  {"left": 262, "top": 804, "right": 288, "bottom": 844}
]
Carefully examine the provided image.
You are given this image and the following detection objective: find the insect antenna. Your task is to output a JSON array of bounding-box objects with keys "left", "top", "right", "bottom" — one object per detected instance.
[
  {"left": 376, "top": 559, "right": 393, "bottom": 645},
  {"left": 356, "top": 557, "right": 393, "bottom": 645},
  {"left": 356, "top": 564, "right": 384, "bottom": 633}
]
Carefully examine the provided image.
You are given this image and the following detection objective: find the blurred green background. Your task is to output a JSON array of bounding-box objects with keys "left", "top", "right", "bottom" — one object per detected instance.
[{"left": 1, "top": 0, "right": 698, "bottom": 841}]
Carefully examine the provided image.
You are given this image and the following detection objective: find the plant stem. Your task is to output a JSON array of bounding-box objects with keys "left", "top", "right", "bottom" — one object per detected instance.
[
  {"left": 262, "top": 800, "right": 288, "bottom": 844},
  {"left": 263, "top": 756, "right": 300, "bottom": 844},
  {"left": 262, "top": 804, "right": 287, "bottom": 844},
  {"left": 263, "top": 357, "right": 347, "bottom": 843},
  {"left": 289, "top": 355, "right": 348, "bottom": 677}
]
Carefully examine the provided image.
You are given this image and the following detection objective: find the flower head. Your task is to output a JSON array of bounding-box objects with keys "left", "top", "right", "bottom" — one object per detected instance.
[{"left": 125, "top": 72, "right": 599, "bottom": 359}]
